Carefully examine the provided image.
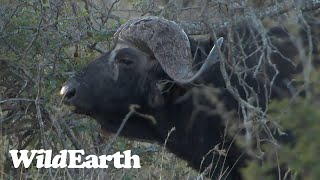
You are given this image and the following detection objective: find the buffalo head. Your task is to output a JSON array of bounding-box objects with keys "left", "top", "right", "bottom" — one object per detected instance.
[{"left": 60, "top": 16, "right": 223, "bottom": 140}]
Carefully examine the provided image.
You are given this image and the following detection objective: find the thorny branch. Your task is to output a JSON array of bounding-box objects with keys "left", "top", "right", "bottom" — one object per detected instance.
[{"left": 178, "top": 0, "right": 320, "bottom": 35}]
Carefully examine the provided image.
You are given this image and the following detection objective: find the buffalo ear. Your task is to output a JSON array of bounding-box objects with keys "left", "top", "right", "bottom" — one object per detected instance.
[{"left": 148, "top": 86, "right": 164, "bottom": 108}]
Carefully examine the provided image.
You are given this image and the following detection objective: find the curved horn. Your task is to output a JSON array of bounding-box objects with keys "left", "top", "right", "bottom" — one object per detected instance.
[{"left": 114, "top": 16, "right": 223, "bottom": 84}]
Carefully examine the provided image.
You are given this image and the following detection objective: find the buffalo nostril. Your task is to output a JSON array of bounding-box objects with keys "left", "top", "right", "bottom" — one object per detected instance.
[
  {"left": 60, "top": 85, "right": 76, "bottom": 99},
  {"left": 65, "top": 88, "right": 76, "bottom": 99}
]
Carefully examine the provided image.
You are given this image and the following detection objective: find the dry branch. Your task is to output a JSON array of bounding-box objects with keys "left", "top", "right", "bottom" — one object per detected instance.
[{"left": 177, "top": 0, "right": 320, "bottom": 35}]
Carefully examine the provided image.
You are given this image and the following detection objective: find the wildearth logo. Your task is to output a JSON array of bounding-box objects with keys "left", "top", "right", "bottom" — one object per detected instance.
[{"left": 9, "top": 149, "right": 141, "bottom": 169}]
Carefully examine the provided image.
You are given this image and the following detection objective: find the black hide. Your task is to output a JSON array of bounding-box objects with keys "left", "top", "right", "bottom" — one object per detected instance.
[{"left": 62, "top": 26, "right": 298, "bottom": 179}]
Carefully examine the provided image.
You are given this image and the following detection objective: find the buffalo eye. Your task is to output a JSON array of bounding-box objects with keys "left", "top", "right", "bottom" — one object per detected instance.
[
  {"left": 114, "top": 48, "right": 141, "bottom": 67},
  {"left": 118, "top": 58, "right": 134, "bottom": 66}
]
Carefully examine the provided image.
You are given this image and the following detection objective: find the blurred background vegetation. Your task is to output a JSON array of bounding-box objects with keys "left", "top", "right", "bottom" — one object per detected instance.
[{"left": 1, "top": 0, "right": 320, "bottom": 179}]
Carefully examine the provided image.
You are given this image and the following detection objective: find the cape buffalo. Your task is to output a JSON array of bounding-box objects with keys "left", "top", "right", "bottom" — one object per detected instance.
[{"left": 60, "top": 16, "right": 295, "bottom": 179}]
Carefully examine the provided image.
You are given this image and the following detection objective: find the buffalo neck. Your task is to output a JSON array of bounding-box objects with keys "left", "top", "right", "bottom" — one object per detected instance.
[{"left": 150, "top": 85, "right": 245, "bottom": 179}]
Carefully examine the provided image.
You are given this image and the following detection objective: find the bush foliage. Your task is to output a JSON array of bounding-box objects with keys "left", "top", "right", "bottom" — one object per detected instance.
[{"left": 1, "top": 0, "right": 320, "bottom": 179}]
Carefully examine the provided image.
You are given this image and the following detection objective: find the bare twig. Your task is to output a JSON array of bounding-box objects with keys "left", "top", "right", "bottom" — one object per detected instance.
[
  {"left": 178, "top": 0, "right": 320, "bottom": 35},
  {"left": 102, "top": 104, "right": 140, "bottom": 154}
]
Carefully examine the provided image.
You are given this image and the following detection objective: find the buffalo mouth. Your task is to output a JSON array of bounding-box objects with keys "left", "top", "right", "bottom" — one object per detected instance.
[{"left": 61, "top": 99, "right": 94, "bottom": 117}]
